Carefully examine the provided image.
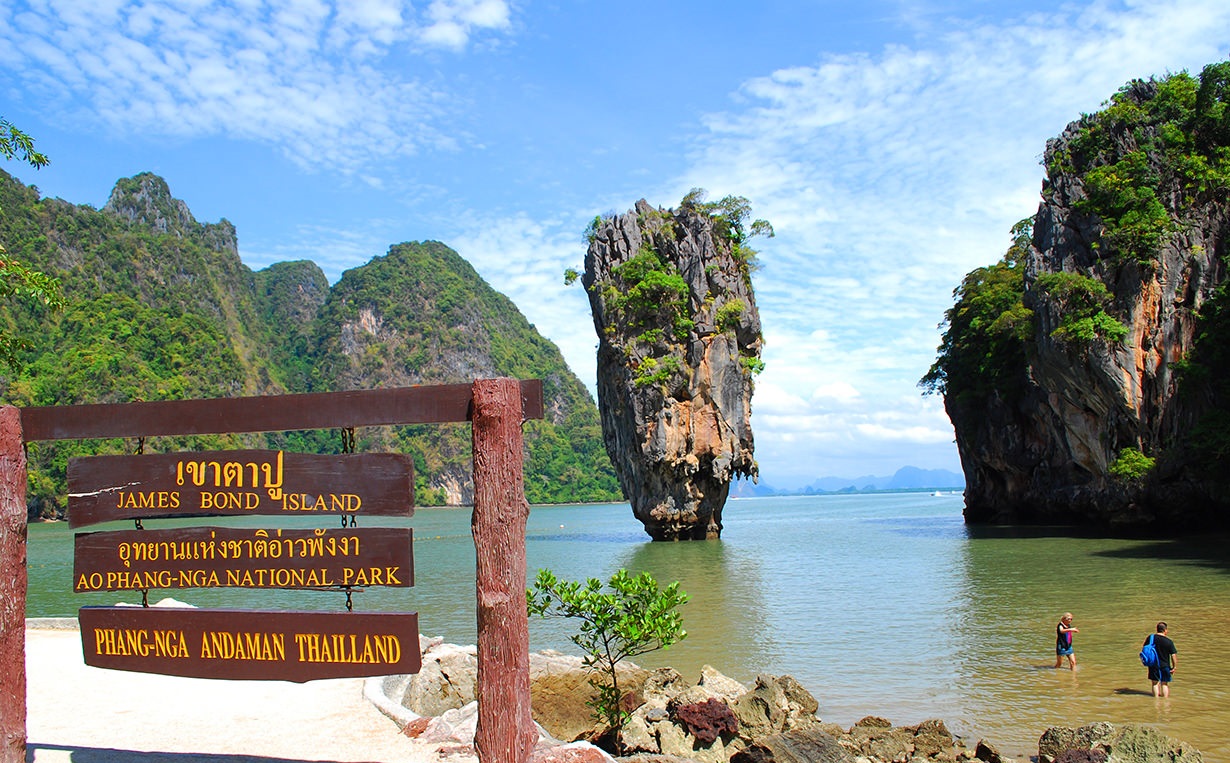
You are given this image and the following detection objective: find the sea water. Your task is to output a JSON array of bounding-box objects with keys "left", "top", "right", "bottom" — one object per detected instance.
[{"left": 25, "top": 493, "right": 1230, "bottom": 759}]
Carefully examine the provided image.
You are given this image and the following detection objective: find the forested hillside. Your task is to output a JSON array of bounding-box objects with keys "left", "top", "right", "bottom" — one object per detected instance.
[{"left": 0, "top": 170, "right": 619, "bottom": 516}]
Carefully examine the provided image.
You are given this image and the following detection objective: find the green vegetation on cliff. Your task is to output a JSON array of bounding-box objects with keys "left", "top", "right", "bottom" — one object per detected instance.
[
  {"left": 0, "top": 170, "right": 619, "bottom": 516},
  {"left": 581, "top": 189, "right": 770, "bottom": 391},
  {"left": 920, "top": 218, "right": 1033, "bottom": 402},
  {"left": 1050, "top": 61, "right": 1230, "bottom": 263}
]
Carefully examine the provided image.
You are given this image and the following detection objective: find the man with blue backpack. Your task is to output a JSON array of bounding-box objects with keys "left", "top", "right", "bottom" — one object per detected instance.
[{"left": 1141, "top": 622, "right": 1178, "bottom": 697}]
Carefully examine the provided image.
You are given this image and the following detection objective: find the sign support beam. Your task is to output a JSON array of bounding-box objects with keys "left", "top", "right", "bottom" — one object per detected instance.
[
  {"left": 471, "top": 379, "right": 535, "bottom": 763},
  {"left": 0, "top": 407, "right": 27, "bottom": 763}
]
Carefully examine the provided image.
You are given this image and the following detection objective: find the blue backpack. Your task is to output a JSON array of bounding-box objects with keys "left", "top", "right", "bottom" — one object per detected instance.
[{"left": 1140, "top": 634, "right": 1160, "bottom": 667}]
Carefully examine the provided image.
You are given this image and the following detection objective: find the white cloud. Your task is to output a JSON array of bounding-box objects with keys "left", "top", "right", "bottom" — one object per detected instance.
[
  {"left": 812, "top": 382, "right": 861, "bottom": 405},
  {"left": 0, "top": 0, "right": 515, "bottom": 171},
  {"left": 420, "top": 0, "right": 511, "bottom": 49}
]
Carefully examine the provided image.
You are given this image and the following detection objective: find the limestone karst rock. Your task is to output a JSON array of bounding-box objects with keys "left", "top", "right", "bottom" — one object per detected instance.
[
  {"left": 931, "top": 66, "right": 1230, "bottom": 528},
  {"left": 581, "top": 195, "right": 765, "bottom": 540}
]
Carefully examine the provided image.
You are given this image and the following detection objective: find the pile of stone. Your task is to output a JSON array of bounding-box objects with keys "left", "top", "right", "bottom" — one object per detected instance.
[
  {"left": 371, "top": 639, "right": 1204, "bottom": 762},
  {"left": 374, "top": 638, "right": 1009, "bottom": 763}
]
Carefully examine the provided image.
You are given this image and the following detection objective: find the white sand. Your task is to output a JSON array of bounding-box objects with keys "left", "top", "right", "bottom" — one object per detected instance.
[{"left": 23, "top": 622, "right": 451, "bottom": 763}]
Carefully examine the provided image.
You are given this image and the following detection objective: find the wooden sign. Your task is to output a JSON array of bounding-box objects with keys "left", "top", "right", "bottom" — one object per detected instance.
[
  {"left": 67, "top": 450, "right": 413, "bottom": 528},
  {"left": 79, "top": 606, "right": 421, "bottom": 681},
  {"left": 73, "top": 526, "right": 413, "bottom": 592}
]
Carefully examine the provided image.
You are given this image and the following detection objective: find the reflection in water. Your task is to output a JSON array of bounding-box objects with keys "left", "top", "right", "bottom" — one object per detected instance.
[
  {"left": 614, "top": 538, "right": 773, "bottom": 682},
  {"left": 24, "top": 496, "right": 1230, "bottom": 760}
]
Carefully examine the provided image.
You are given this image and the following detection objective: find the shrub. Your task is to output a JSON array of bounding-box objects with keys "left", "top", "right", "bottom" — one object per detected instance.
[
  {"left": 526, "top": 568, "right": 689, "bottom": 753},
  {"left": 1109, "top": 447, "right": 1155, "bottom": 480},
  {"left": 715, "top": 299, "right": 745, "bottom": 333}
]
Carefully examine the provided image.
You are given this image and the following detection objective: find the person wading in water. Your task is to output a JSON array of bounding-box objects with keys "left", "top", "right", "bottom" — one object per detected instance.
[{"left": 1054, "top": 612, "right": 1079, "bottom": 670}]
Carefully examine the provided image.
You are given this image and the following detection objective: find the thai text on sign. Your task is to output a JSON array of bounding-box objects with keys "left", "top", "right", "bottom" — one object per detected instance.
[
  {"left": 73, "top": 526, "right": 413, "bottom": 592},
  {"left": 79, "top": 606, "right": 422, "bottom": 681},
  {"left": 67, "top": 450, "right": 414, "bottom": 527}
]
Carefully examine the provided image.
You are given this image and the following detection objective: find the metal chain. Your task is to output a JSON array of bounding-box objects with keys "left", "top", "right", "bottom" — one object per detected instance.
[
  {"left": 341, "top": 427, "right": 357, "bottom": 528},
  {"left": 134, "top": 436, "right": 145, "bottom": 455}
]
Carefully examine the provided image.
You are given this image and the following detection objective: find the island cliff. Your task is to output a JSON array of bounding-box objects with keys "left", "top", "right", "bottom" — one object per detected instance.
[
  {"left": 925, "top": 61, "right": 1230, "bottom": 529},
  {"left": 581, "top": 193, "right": 767, "bottom": 540}
]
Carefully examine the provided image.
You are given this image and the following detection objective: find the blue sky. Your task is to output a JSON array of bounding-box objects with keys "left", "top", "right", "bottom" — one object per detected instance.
[{"left": 3, "top": 1, "right": 1230, "bottom": 489}]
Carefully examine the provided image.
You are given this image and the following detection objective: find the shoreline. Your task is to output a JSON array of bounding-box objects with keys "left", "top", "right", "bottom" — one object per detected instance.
[
  {"left": 24, "top": 619, "right": 1030, "bottom": 762},
  {"left": 22, "top": 619, "right": 1190, "bottom": 762}
]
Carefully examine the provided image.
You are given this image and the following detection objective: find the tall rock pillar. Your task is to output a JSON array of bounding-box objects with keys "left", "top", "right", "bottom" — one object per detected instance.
[{"left": 582, "top": 196, "right": 765, "bottom": 540}]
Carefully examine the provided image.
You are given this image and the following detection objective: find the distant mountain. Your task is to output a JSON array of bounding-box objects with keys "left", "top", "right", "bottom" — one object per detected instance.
[
  {"left": 729, "top": 467, "right": 965, "bottom": 497},
  {"left": 0, "top": 170, "right": 620, "bottom": 517}
]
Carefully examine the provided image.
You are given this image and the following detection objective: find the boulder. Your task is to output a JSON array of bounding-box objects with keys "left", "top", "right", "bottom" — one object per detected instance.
[
  {"left": 530, "top": 651, "right": 650, "bottom": 741},
  {"left": 848, "top": 722, "right": 914, "bottom": 762},
  {"left": 403, "top": 701, "right": 479, "bottom": 744},
  {"left": 671, "top": 697, "right": 739, "bottom": 745},
  {"left": 640, "top": 667, "right": 692, "bottom": 707},
  {"left": 974, "top": 738, "right": 1004, "bottom": 763},
  {"left": 729, "top": 727, "right": 856, "bottom": 763},
  {"left": 400, "top": 643, "right": 477, "bottom": 717},
  {"left": 732, "top": 675, "right": 820, "bottom": 739},
  {"left": 656, "top": 718, "right": 731, "bottom": 763},
  {"left": 907, "top": 719, "right": 955, "bottom": 758},
  {"left": 620, "top": 714, "right": 661, "bottom": 755},
  {"left": 1053, "top": 751, "right": 1107, "bottom": 763},
  {"left": 697, "top": 665, "right": 749, "bottom": 702},
  {"left": 1037, "top": 722, "right": 1203, "bottom": 763}
]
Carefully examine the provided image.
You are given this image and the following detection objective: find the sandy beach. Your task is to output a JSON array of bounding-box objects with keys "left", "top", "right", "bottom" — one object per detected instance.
[{"left": 23, "top": 620, "right": 448, "bottom": 763}]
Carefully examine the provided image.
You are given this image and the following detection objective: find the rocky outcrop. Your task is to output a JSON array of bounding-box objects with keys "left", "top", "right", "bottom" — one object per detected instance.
[
  {"left": 941, "top": 68, "right": 1230, "bottom": 528},
  {"left": 386, "top": 639, "right": 1020, "bottom": 763},
  {"left": 582, "top": 197, "right": 764, "bottom": 540},
  {"left": 103, "top": 171, "right": 239, "bottom": 255},
  {"left": 1038, "top": 721, "right": 1203, "bottom": 763}
]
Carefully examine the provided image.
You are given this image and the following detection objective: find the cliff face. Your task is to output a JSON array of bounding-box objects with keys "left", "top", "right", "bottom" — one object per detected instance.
[
  {"left": 583, "top": 197, "right": 763, "bottom": 540},
  {"left": 940, "top": 68, "right": 1230, "bottom": 528}
]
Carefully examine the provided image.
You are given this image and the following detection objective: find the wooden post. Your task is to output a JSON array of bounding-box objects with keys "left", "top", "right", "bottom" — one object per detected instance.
[
  {"left": 0, "top": 407, "right": 27, "bottom": 763},
  {"left": 471, "top": 379, "right": 535, "bottom": 763}
]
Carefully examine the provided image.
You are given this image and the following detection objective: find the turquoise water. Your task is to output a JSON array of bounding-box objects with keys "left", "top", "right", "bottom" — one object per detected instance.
[{"left": 25, "top": 493, "right": 1230, "bottom": 759}]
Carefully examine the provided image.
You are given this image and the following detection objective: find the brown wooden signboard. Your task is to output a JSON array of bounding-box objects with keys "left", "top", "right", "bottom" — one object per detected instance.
[
  {"left": 73, "top": 526, "right": 413, "bottom": 592},
  {"left": 67, "top": 450, "right": 413, "bottom": 528},
  {"left": 79, "top": 606, "right": 421, "bottom": 681}
]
